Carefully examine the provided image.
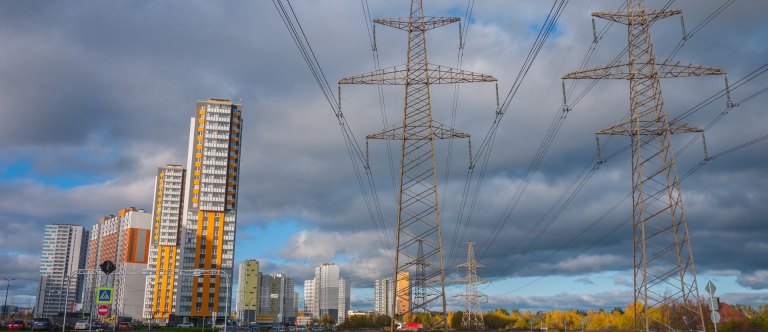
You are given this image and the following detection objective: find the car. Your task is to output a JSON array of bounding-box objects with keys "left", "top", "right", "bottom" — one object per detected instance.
[
  {"left": 118, "top": 322, "right": 132, "bottom": 330},
  {"left": 8, "top": 320, "right": 27, "bottom": 330},
  {"left": 31, "top": 318, "right": 55, "bottom": 332},
  {"left": 74, "top": 320, "right": 90, "bottom": 330},
  {"left": 177, "top": 322, "right": 195, "bottom": 328}
]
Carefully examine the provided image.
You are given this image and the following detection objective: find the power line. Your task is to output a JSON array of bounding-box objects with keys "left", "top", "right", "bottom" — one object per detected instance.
[
  {"left": 272, "top": 0, "right": 393, "bottom": 262},
  {"left": 479, "top": 0, "right": 740, "bottom": 268}
]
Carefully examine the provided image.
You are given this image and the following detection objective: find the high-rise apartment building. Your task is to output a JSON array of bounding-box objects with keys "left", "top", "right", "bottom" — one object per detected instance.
[
  {"left": 35, "top": 224, "right": 89, "bottom": 317},
  {"left": 258, "top": 274, "right": 297, "bottom": 325},
  {"left": 308, "top": 263, "right": 349, "bottom": 325},
  {"left": 140, "top": 99, "right": 243, "bottom": 324},
  {"left": 303, "top": 280, "right": 315, "bottom": 317},
  {"left": 176, "top": 99, "right": 243, "bottom": 321},
  {"left": 373, "top": 278, "right": 393, "bottom": 317},
  {"left": 236, "top": 260, "right": 260, "bottom": 324},
  {"left": 142, "top": 165, "right": 186, "bottom": 322},
  {"left": 84, "top": 208, "right": 152, "bottom": 320},
  {"left": 337, "top": 278, "right": 349, "bottom": 324},
  {"left": 233, "top": 261, "right": 297, "bottom": 325}
]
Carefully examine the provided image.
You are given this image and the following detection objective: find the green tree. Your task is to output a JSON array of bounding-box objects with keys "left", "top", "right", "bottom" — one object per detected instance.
[{"left": 449, "top": 311, "right": 463, "bottom": 329}]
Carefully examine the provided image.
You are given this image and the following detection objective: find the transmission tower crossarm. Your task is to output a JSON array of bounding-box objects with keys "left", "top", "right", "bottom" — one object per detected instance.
[
  {"left": 596, "top": 122, "right": 703, "bottom": 136},
  {"left": 592, "top": 9, "right": 682, "bottom": 24},
  {"left": 563, "top": 62, "right": 724, "bottom": 80},
  {"left": 339, "top": 63, "right": 496, "bottom": 85},
  {"left": 374, "top": 16, "right": 459, "bottom": 31},
  {"left": 367, "top": 121, "right": 469, "bottom": 140}
]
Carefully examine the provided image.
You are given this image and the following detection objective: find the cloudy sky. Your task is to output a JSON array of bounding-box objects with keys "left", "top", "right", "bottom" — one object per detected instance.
[{"left": 1, "top": 0, "right": 767, "bottom": 312}]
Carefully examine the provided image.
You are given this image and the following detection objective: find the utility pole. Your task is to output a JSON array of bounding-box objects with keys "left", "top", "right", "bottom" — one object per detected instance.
[
  {"left": 2, "top": 277, "right": 15, "bottom": 320},
  {"left": 457, "top": 243, "right": 484, "bottom": 330},
  {"left": 339, "top": 0, "right": 496, "bottom": 330},
  {"left": 563, "top": 1, "right": 725, "bottom": 331}
]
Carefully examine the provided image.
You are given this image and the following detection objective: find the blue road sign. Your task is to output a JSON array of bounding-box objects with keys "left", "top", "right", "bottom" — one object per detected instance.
[{"left": 96, "top": 287, "right": 113, "bottom": 304}]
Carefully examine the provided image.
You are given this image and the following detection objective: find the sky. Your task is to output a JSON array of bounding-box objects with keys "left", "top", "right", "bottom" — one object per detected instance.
[{"left": 0, "top": 0, "right": 767, "bottom": 313}]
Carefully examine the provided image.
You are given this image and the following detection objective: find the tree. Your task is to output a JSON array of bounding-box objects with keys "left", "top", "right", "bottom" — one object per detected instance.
[
  {"left": 449, "top": 311, "right": 463, "bottom": 329},
  {"left": 320, "top": 314, "right": 334, "bottom": 327}
]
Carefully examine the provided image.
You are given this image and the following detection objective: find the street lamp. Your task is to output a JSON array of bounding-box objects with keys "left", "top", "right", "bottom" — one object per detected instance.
[
  {"left": 140, "top": 268, "right": 232, "bottom": 332},
  {"left": 63, "top": 269, "right": 102, "bottom": 332},
  {"left": 192, "top": 270, "right": 231, "bottom": 332},
  {"left": 2, "top": 277, "right": 16, "bottom": 321}
]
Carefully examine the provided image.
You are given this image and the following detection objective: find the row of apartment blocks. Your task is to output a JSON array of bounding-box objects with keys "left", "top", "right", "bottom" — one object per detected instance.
[
  {"left": 37, "top": 221, "right": 385, "bottom": 326},
  {"left": 233, "top": 261, "right": 353, "bottom": 326},
  {"left": 35, "top": 99, "right": 244, "bottom": 326}
]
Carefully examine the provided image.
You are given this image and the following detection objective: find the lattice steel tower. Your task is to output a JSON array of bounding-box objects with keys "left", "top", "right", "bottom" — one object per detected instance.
[
  {"left": 563, "top": 1, "right": 724, "bottom": 331},
  {"left": 457, "top": 242, "right": 485, "bottom": 330},
  {"left": 339, "top": 0, "right": 496, "bottom": 330}
]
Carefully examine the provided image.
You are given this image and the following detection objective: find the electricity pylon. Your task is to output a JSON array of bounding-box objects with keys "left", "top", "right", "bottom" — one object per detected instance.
[
  {"left": 457, "top": 242, "right": 485, "bottom": 330},
  {"left": 339, "top": 0, "right": 496, "bottom": 330},
  {"left": 563, "top": 1, "right": 725, "bottom": 331}
]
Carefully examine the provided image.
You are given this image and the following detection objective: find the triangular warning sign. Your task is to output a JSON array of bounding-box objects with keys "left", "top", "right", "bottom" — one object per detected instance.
[{"left": 99, "top": 290, "right": 110, "bottom": 300}]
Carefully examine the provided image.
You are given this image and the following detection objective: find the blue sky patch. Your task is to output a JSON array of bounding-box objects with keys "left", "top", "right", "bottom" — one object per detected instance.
[
  {"left": 1, "top": 158, "right": 112, "bottom": 189},
  {"left": 235, "top": 219, "right": 303, "bottom": 263}
]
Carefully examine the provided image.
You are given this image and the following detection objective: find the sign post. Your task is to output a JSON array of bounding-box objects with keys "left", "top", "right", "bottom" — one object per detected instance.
[{"left": 705, "top": 280, "right": 719, "bottom": 332}]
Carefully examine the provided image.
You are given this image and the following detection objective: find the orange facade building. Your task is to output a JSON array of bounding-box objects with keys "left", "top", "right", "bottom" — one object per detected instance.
[
  {"left": 84, "top": 207, "right": 152, "bottom": 320},
  {"left": 143, "top": 99, "right": 243, "bottom": 323}
]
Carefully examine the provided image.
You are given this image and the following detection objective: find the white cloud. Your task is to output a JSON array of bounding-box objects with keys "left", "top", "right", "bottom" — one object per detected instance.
[{"left": 736, "top": 270, "right": 768, "bottom": 290}]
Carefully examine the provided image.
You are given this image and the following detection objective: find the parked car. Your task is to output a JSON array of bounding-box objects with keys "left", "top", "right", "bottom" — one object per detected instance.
[
  {"left": 118, "top": 322, "right": 132, "bottom": 330},
  {"left": 74, "top": 320, "right": 90, "bottom": 330},
  {"left": 31, "top": 318, "right": 55, "bottom": 332},
  {"left": 8, "top": 320, "right": 27, "bottom": 330},
  {"left": 177, "top": 322, "right": 195, "bottom": 328}
]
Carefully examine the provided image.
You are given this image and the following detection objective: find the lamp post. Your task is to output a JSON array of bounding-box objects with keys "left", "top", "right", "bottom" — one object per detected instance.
[
  {"left": 139, "top": 268, "right": 231, "bottom": 332},
  {"left": 63, "top": 269, "right": 102, "bottom": 332},
  {"left": 192, "top": 270, "right": 230, "bottom": 332},
  {"left": 2, "top": 277, "right": 15, "bottom": 321}
]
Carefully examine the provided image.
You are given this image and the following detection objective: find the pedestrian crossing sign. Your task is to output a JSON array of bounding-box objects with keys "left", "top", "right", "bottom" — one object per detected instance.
[{"left": 96, "top": 287, "right": 113, "bottom": 304}]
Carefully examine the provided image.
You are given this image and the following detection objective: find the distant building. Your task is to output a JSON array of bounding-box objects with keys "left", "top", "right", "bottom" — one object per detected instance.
[
  {"left": 373, "top": 278, "right": 393, "bottom": 317},
  {"left": 303, "top": 280, "right": 315, "bottom": 317},
  {"left": 338, "top": 278, "right": 350, "bottom": 324},
  {"left": 259, "top": 274, "right": 297, "bottom": 325},
  {"left": 307, "top": 263, "right": 350, "bottom": 325},
  {"left": 83, "top": 207, "right": 151, "bottom": 320},
  {"left": 35, "top": 224, "right": 89, "bottom": 317},
  {"left": 236, "top": 260, "right": 261, "bottom": 324},
  {"left": 395, "top": 272, "right": 410, "bottom": 315},
  {"left": 348, "top": 310, "right": 373, "bottom": 317},
  {"left": 233, "top": 260, "right": 297, "bottom": 325}
]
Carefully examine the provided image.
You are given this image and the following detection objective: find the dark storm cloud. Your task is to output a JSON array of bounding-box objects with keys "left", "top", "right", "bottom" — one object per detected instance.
[{"left": 1, "top": 0, "right": 767, "bottom": 309}]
